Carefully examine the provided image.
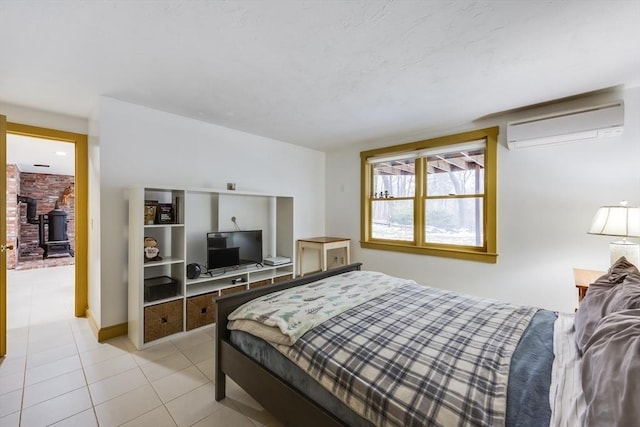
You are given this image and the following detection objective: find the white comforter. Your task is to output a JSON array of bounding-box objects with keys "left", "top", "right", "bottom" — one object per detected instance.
[
  {"left": 227, "top": 270, "right": 409, "bottom": 345},
  {"left": 549, "top": 313, "right": 586, "bottom": 427}
]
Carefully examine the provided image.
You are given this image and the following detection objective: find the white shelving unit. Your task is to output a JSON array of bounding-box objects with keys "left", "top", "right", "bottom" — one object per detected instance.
[
  {"left": 128, "top": 186, "right": 294, "bottom": 349},
  {"left": 185, "top": 263, "right": 295, "bottom": 297}
]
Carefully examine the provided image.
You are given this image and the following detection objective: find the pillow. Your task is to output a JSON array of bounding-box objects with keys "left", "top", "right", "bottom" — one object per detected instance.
[
  {"left": 607, "top": 272, "right": 640, "bottom": 312},
  {"left": 581, "top": 309, "right": 640, "bottom": 426},
  {"left": 606, "top": 256, "right": 639, "bottom": 283},
  {"left": 574, "top": 257, "right": 640, "bottom": 352}
]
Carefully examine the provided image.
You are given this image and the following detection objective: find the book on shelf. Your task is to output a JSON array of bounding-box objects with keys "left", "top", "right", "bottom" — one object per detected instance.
[
  {"left": 144, "top": 200, "right": 158, "bottom": 225},
  {"left": 156, "top": 203, "right": 175, "bottom": 224}
]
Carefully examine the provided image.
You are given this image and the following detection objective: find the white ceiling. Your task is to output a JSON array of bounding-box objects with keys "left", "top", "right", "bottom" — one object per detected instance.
[
  {"left": 7, "top": 135, "right": 75, "bottom": 175},
  {"left": 1, "top": 1, "right": 639, "bottom": 152}
]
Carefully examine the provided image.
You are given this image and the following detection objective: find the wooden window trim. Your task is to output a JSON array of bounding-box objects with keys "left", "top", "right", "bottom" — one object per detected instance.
[{"left": 360, "top": 127, "right": 498, "bottom": 263}]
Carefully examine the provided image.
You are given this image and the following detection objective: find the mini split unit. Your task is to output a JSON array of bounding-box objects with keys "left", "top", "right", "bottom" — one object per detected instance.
[{"left": 506, "top": 101, "right": 624, "bottom": 149}]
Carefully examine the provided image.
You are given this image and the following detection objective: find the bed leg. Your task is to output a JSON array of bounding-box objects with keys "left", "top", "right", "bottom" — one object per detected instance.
[{"left": 215, "top": 372, "right": 226, "bottom": 401}]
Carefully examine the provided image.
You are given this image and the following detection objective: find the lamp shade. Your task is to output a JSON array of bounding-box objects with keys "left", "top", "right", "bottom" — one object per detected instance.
[{"left": 588, "top": 204, "right": 640, "bottom": 237}]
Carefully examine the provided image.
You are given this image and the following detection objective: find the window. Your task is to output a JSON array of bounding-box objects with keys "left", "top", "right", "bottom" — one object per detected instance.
[{"left": 361, "top": 127, "right": 498, "bottom": 263}]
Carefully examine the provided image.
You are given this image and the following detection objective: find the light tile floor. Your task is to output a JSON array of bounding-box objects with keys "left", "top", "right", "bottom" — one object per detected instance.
[{"left": 0, "top": 265, "right": 282, "bottom": 427}]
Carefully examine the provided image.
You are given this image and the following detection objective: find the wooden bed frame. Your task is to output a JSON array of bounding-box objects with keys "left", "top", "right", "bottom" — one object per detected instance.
[{"left": 215, "top": 263, "right": 363, "bottom": 427}]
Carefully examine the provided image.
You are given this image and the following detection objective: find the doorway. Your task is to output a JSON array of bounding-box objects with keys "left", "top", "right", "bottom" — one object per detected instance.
[
  {"left": 8, "top": 135, "right": 76, "bottom": 269},
  {"left": 1, "top": 121, "right": 88, "bottom": 357}
]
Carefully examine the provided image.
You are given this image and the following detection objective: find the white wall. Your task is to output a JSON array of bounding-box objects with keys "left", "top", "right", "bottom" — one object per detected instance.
[
  {"left": 0, "top": 102, "right": 88, "bottom": 134},
  {"left": 98, "top": 97, "right": 326, "bottom": 327},
  {"left": 6, "top": 87, "right": 638, "bottom": 324},
  {"left": 326, "top": 87, "right": 640, "bottom": 313},
  {"left": 88, "top": 106, "right": 102, "bottom": 323}
]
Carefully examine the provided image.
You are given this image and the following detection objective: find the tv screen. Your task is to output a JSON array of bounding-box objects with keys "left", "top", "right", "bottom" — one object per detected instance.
[
  {"left": 206, "top": 230, "right": 263, "bottom": 270},
  {"left": 207, "top": 247, "right": 240, "bottom": 270}
]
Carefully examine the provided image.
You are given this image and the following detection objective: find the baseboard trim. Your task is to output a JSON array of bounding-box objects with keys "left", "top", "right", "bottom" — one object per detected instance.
[
  {"left": 86, "top": 308, "right": 128, "bottom": 342},
  {"left": 98, "top": 322, "right": 128, "bottom": 342},
  {"left": 86, "top": 308, "right": 99, "bottom": 339}
]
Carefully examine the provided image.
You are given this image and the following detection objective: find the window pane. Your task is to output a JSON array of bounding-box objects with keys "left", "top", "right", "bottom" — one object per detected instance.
[
  {"left": 372, "top": 159, "right": 415, "bottom": 198},
  {"left": 372, "top": 199, "right": 414, "bottom": 241},
  {"left": 425, "top": 198, "right": 484, "bottom": 247},
  {"left": 426, "top": 147, "right": 484, "bottom": 196}
]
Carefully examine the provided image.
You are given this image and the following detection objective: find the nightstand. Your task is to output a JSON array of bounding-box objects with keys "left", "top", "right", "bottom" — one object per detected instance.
[
  {"left": 573, "top": 268, "right": 606, "bottom": 304},
  {"left": 297, "top": 237, "right": 350, "bottom": 276},
  {"left": 576, "top": 284, "right": 589, "bottom": 303}
]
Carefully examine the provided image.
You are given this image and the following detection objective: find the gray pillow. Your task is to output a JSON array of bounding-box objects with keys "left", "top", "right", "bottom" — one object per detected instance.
[
  {"left": 574, "top": 257, "right": 640, "bottom": 353},
  {"left": 607, "top": 272, "right": 640, "bottom": 312}
]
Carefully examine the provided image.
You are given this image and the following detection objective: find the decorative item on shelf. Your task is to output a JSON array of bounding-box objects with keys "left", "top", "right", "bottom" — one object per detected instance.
[
  {"left": 374, "top": 192, "right": 383, "bottom": 199},
  {"left": 144, "top": 275, "right": 179, "bottom": 302},
  {"left": 373, "top": 191, "right": 394, "bottom": 199},
  {"left": 144, "top": 236, "right": 162, "bottom": 263},
  {"left": 186, "top": 263, "right": 211, "bottom": 279},
  {"left": 156, "top": 203, "right": 175, "bottom": 224},
  {"left": 588, "top": 200, "right": 640, "bottom": 268},
  {"left": 186, "top": 263, "right": 201, "bottom": 280},
  {"left": 144, "top": 200, "right": 157, "bottom": 225},
  {"left": 59, "top": 185, "right": 73, "bottom": 206},
  {"left": 227, "top": 182, "right": 236, "bottom": 191}
]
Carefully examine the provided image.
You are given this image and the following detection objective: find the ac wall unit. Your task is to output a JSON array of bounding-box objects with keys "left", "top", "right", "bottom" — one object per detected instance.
[{"left": 506, "top": 101, "right": 624, "bottom": 149}]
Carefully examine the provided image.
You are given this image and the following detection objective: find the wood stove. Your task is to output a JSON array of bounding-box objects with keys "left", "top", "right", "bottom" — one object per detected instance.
[{"left": 17, "top": 196, "right": 74, "bottom": 259}]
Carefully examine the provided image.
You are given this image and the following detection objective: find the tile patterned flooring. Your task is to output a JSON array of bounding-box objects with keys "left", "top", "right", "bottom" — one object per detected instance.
[{"left": 0, "top": 266, "right": 282, "bottom": 427}]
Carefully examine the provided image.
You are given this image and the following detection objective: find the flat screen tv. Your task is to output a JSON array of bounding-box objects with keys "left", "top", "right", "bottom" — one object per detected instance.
[{"left": 206, "top": 230, "right": 263, "bottom": 271}]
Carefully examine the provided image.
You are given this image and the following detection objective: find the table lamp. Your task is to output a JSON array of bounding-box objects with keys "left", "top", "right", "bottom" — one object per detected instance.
[{"left": 588, "top": 201, "right": 640, "bottom": 268}]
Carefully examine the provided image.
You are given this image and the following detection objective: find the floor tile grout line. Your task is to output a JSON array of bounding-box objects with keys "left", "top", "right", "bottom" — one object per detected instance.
[
  {"left": 78, "top": 341, "right": 202, "bottom": 424},
  {"left": 139, "top": 344, "right": 214, "bottom": 427},
  {"left": 70, "top": 317, "right": 100, "bottom": 426},
  {"left": 19, "top": 314, "right": 92, "bottom": 425},
  {"left": 132, "top": 379, "right": 179, "bottom": 427},
  {"left": 5, "top": 265, "right": 274, "bottom": 427},
  {"left": 92, "top": 382, "right": 163, "bottom": 425},
  {"left": 20, "top": 369, "right": 87, "bottom": 411},
  {"left": 17, "top": 281, "right": 35, "bottom": 427},
  {"left": 9, "top": 266, "right": 94, "bottom": 426}
]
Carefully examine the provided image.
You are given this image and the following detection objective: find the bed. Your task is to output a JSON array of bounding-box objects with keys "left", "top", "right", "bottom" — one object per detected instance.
[{"left": 215, "top": 260, "right": 640, "bottom": 426}]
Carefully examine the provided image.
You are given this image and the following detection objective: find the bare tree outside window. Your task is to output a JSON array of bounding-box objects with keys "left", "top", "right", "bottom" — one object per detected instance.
[
  {"left": 360, "top": 127, "right": 498, "bottom": 263},
  {"left": 425, "top": 146, "right": 485, "bottom": 247},
  {"left": 372, "top": 159, "right": 415, "bottom": 241}
]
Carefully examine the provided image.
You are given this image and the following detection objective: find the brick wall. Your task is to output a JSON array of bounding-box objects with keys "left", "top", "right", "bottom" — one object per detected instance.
[
  {"left": 6, "top": 165, "right": 19, "bottom": 269},
  {"left": 16, "top": 172, "right": 75, "bottom": 264}
]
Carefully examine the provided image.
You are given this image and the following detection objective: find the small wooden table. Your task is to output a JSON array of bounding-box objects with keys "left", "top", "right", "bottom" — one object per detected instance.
[
  {"left": 575, "top": 284, "right": 589, "bottom": 303},
  {"left": 297, "top": 237, "right": 350, "bottom": 276},
  {"left": 573, "top": 268, "right": 606, "bottom": 304}
]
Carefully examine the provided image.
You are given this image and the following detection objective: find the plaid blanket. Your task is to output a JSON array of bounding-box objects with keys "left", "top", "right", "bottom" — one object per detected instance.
[{"left": 275, "top": 283, "right": 537, "bottom": 427}]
